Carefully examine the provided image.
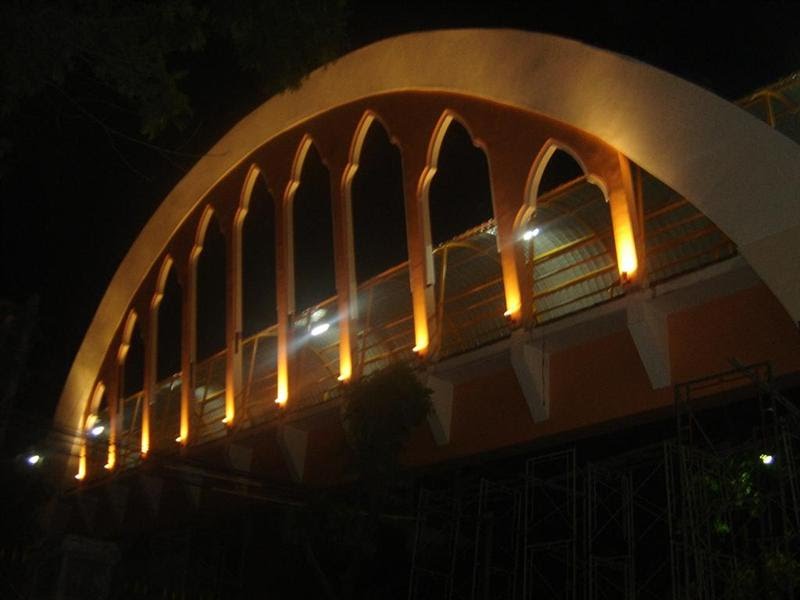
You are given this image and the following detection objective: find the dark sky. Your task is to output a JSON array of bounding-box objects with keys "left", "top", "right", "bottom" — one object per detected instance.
[{"left": 2, "top": 1, "right": 799, "bottom": 423}]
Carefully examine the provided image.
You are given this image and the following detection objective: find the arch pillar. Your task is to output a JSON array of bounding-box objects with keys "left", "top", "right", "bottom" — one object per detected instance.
[
  {"left": 260, "top": 146, "right": 297, "bottom": 406},
  {"left": 140, "top": 308, "right": 154, "bottom": 456},
  {"left": 580, "top": 149, "right": 644, "bottom": 285},
  {"left": 330, "top": 157, "right": 356, "bottom": 382},
  {"left": 224, "top": 214, "right": 242, "bottom": 426},
  {"left": 178, "top": 257, "right": 195, "bottom": 445},
  {"left": 105, "top": 361, "right": 119, "bottom": 470},
  {"left": 482, "top": 129, "right": 553, "bottom": 327}
]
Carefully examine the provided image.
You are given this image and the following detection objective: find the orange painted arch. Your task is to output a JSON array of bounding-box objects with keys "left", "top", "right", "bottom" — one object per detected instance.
[{"left": 57, "top": 29, "right": 800, "bottom": 458}]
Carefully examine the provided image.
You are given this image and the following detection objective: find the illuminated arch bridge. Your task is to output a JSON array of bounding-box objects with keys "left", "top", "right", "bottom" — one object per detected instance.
[{"left": 59, "top": 30, "right": 800, "bottom": 483}]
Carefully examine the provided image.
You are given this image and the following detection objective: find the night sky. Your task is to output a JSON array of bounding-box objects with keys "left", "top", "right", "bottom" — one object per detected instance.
[{"left": 2, "top": 1, "right": 799, "bottom": 428}]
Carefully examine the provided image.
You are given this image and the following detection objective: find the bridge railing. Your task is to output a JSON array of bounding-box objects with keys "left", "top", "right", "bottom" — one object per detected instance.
[{"left": 111, "top": 171, "right": 740, "bottom": 469}]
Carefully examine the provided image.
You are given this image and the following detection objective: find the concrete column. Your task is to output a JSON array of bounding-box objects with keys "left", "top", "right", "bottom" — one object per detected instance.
[
  {"left": 426, "top": 373, "right": 454, "bottom": 445},
  {"left": 402, "top": 160, "right": 436, "bottom": 357},
  {"left": 627, "top": 295, "right": 671, "bottom": 389},
  {"left": 510, "top": 331, "right": 550, "bottom": 422},
  {"left": 278, "top": 425, "right": 308, "bottom": 482},
  {"left": 224, "top": 224, "right": 242, "bottom": 425},
  {"left": 330, "top": 158, "right": 356, "bottom": 382},
  {"left": 141, "top": 309, "right": 155, "bottom": 456},
  {"left": 179, "top": 259, "right": 196, "bottom": 446}
]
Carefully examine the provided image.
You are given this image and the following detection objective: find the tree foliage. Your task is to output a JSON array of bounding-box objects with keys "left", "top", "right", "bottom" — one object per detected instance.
[
  {"left": 0, "top": 0, "right": 349, "bottom": 159},
  {"left": 341, "top": 362, "right": 432, "bottom": 482}
]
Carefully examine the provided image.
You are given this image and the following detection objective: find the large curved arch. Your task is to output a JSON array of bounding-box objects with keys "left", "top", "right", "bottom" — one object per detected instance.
[{"left": 57, "top": 28, "right": 800, "bottom": 443}]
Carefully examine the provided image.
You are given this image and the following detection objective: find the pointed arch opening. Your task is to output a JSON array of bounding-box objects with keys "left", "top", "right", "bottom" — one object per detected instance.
[
  {"left": 290, "top": 139, "right": 339, "bottom": 404},
  {"left": 119, "top": 311, "right": 144, "bottom": 466},
  {"left": 152, "top": 258, "right": 182, "bottom": 450},
  {"left": 80, "top": 382, "right": 108, "bottom": 479},
  {"left": 426, "top": 114, "right": 504, "bottom": 356},
  {"left": 523, "top": 143, "right": 622, "bottom": 324},
  {"left": 195, "top": 212, "right": 226, "bottom": 362},
  {"left": 293, "top": 141, "right": 336, "bottom": 312},
  {"left": 241, "top": 170, "right": 277, "bottom": 337},
  {"left": 347, "top": 114, "right": 413, "bottom": 375},
  {"left": 428, "top": 115, "right": 493, "bottom": 246},
  {"left": 237, "top": 167, "right": 279, "bottom": 419},
  {"left": 350, "top": 115, "right": 407, "bottom": 283},
  {"left": 192, "top": 209, "right": 227, "bottom": 437}
]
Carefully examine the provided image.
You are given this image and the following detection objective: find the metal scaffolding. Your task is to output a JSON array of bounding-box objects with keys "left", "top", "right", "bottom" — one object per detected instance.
[
  {"left": 408, "top": 363, "right": 800, "bottom": 600},
  {"left": 523, "top": 449, "right": 579, "bottom": 600}
]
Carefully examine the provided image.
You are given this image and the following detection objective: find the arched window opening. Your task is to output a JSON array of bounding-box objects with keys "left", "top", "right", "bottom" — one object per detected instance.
[
  {"left": 157, "top": 267, "right": 182, "bottom": 381},
  {"left": 527, "top": 151, "right": 620, "bottom": 324},
  {"left": 351, "top": 121, "right": 406, "bottom": 283},
  {"left": 242, "top": 176, "right": 276, "bottom": 337},
  {"left": 293, "top": 143, "right": 335, "bottom": 312},
  {"left": 153, "top": 267, "right": 182, "bottom": 449},
  {"left": 429, "top": 120, "right": 492, "bottom": 247},
  {"left": 120, "top": 320, "right": 144, "bottom": 465},
  {"left": 87, "top": 386, "right": 109, "bottom": 473},
  {"left": 350, "top": 119, "right": 412, "bottom": 376},
  {"left": 536, "top": 149, "right": 584, "bottom": 197},
  {"left": 196, "top": 215, "right": 226, "bottom": 362},
  {"left": 122, "top": 323, "right": 144, "bottom": 399}
]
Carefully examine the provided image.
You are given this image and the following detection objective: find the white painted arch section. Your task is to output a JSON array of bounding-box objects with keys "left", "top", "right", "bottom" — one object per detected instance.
[{"left": 57, "top": 28, "right": 800, "bottom": 438}]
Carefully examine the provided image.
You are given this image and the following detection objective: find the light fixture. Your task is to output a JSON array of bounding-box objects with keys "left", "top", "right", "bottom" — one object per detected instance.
[
  {"left": 27, "top": 454, "right": 42, "bottom": 466},
  {"left": 522, "top": 228, "right": 540, "bottom": 241},
  {"left": 90, "top": 424, "right": 105, "bottom": 437},
  {"left": 760, "top": 453, "right": 774, "bottom": 465},
  {"left": 310, "top": 308, "right": 327, "bottom": 323},
  {"left": 310, "top": 322, "right": 330, "bottom": 336}
]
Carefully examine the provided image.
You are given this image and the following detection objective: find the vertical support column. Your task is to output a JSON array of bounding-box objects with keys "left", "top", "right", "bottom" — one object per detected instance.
[
  {"left": 224, "top": 225, "right": 242, "bottom": 425},
  {"left": 141, "top": 309, "right": 155, "bottom": 456},
  {"left": 179, "top": 261, "right": 195, "bottom": 445},
  {"left": 402, "top": 158, "right": 435, "bottom": 356},
  {"left": 331, "top": 157, "right": 355, "bottom": 382},
  {"left": 106, "top": 362, "right": 119, "bottom": 470},
  {"left": 483, "top": 140, "right": 541, "bottom": 327},
  {"left": 274, "top": 175, "right": 292, "bottom": 406},
  {"left": 607, "top": 153, "right": 641, "bottom": 281}
]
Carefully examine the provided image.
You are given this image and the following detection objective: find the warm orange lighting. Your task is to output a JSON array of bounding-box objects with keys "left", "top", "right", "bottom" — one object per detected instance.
[
  {"left": 224, "top": 389, "right": 235, "bottom": 427},
  {"left": 614, "top": 214, "right": 638, "bottom": 276},
  {"left": 75, "top": 444, "right": 87, "bottom": 481},
  {"left": 141, "top": 421, "right": 150, "bottom": 457},
  {"left": 609, "top": 189, "right": 639, "bottom": 280},
  {"left": 105, "top": 444, "right": 116, "bottom": 470},
  {"left": 179, "top": 406, "right": 189, "bottom": 446},
  {"left": 339, "top": 354, "right": 352, "bottom": 383},
  {"left": 276, "top": 357, "right": 289, "bottom": 407}
]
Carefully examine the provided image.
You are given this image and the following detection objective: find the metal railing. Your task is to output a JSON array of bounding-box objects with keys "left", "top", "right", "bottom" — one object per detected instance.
[{"left": 107, "top": 171, "right": 742, "bottom": 475}]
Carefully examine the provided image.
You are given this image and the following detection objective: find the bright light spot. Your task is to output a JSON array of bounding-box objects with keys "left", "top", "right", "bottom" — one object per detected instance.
[
  {"left": 760, "top": 453, "right": 774, "bottom": 465},
  {"left": 85, "top": 414, "right": 98, "bottom": 429},
  {"left": 90, "top": 425, "right": 105, "bottom": 437},
  {"left": 310, "top": 322, "right": 330, "bottom": 336},
  {"left": 222, "top": 416, "right": 230, "bottom": 424},
  {"left": 27, "top": 454, "right": 41, "bottom": 466},
  {"left": 522, "top": 228, "right": 540, "bottom": 241},
  {"left": 175, "top": 436, "right": 183, "bottom": 443},
  {"left": 104, "top": 463, "right": 113, "bottom": 470},
  {"left": 310, "top": 308, "right": 327, "bottom": 323},
  {"left": 74, "top": 472, "right": 85, "bottom": 481}
]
